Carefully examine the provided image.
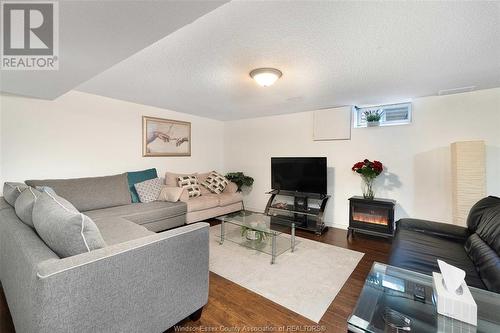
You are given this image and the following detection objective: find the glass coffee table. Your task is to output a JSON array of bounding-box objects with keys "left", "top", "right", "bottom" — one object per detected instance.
[
  {"left": 348, "top": 262, "right": 500, "bottom": 333},
  {"left": 216, "top": 211, "right": 296, "bottom": 264}
]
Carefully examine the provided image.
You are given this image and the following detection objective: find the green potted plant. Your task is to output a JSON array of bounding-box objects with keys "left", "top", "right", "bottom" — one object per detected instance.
[
  {"left": 363, "top": 109, "right": 384, "bottom": 127},
  {"left": 241, "top": 226, "right": 267, "bottom": 243},
  {"left": 225, "top": 172, "right": 254, "bottom": 192}
]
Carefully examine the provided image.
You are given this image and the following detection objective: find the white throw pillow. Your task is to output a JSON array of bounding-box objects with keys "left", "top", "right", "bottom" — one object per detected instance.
[
  {"left": 157, "top": 186, "right": 184, "bottom": 202},
  {"left": 201, "top": 171, "right": 229, "bottom": 194},
  {"left": 177, "top": 176, "right": 201, "bottom": 198},
  {"left": 134, "top": 178, "right": 163, "bottom": 203}
]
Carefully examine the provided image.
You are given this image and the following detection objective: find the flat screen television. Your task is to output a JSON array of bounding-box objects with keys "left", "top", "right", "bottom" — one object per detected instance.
[{"left": 271, "top": 157, "right": 327, "bottom": 195}]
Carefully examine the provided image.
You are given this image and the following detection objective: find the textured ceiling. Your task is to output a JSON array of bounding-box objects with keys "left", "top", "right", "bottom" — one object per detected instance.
[
  {"left": 78, "top": 1, "right": 500, "bottom": 120},
  {"left": 0, "top": 0, "right": 228, "bottom": 99}
]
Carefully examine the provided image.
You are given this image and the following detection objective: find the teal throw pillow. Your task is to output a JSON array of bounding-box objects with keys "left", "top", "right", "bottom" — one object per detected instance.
[{"left": 127, "top": 168, "right": 158, "bottom": 203}]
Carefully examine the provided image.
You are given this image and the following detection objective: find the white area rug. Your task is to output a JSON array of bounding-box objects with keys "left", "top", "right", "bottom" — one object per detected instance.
[{"left": 209, "top": 226, "right": 364, "bottom": 322}]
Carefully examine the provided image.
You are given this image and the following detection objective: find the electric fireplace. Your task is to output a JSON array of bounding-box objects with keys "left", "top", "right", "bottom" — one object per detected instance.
[{"left": 348, "top": 196, "right": 396, "bottom": 238}]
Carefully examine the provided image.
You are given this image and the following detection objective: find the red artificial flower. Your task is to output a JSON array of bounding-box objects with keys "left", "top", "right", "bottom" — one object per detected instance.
[
  {"left": 352, "top": 159, "right": 384, "bottom": 176},
  {"left": 352, "top": 162, "right": 364, "bottom": 171}
]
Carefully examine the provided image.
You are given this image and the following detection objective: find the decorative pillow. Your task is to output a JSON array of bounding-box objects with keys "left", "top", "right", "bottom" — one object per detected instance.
[
  {"left": 15, "top": 187, "right": 42, "bottom": 227},
  {"left": 3, "top": 182, "right": 29, "bottom": 206},
  {"left": 157, "top": 186, "right": 184, "bottom": 202},
  {"left": 165, "top": 172, "right": 197, "bottom": 187},
  {"left": 32, "top": 192, "right": 106, "bottom": 258},
  {"left": 177, "top": 176, "right": 201, "bottom": 198},
  {"left": 127, "top": 168, "right": 158, "bottom": 203},
  {"left": 134, "top": 178, "right": 163, "bottom": 203},
  {"left": 201, "top": 171, "right": 229, "bottom": 194},
  {"left": 197, "top": 172, "right": 212, "bottom": 195}
]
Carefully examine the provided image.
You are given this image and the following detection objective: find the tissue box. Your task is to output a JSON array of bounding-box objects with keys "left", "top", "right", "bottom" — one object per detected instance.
[{"left": 432, "top": 272, "right": 477, "bottom": 326}]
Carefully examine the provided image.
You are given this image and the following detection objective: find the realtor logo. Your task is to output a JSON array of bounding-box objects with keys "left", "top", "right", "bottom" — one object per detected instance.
[{"left": 1, "top": 1, "right": 59, "bottom": 70}]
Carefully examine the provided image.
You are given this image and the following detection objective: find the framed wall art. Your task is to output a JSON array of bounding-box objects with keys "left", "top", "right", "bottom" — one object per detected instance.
[{"left": 142, "top": 116, "right": 191, "bottom": 156}]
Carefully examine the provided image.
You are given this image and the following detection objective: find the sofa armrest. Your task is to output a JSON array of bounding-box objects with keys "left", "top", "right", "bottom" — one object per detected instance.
[
  {"left": 223, "top": 181, "right": 238, "bottom": 194},
  {"left": 397, "top": 218, "right": 469, "bottom": 241},
  {"left": 34, "top": 223, "right": 209, "bottom": 333}
]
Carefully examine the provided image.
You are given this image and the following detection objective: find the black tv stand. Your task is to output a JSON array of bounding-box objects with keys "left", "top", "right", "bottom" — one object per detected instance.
[{"left": 264, "top": 190, "right": 330, "bottom": 235}]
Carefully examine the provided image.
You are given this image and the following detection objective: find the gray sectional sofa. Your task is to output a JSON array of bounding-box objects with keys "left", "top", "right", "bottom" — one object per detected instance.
[
  {"left": 0, "top": 173, "right": 209, "bottom": 333},
  {"left": 26, "top": 173, "right": 187, "bottom": 232}
]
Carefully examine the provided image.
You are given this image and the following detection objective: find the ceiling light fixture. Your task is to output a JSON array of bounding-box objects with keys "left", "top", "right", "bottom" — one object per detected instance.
[{"left": 249, "top": 68, "right": 282, "bottom": 87}]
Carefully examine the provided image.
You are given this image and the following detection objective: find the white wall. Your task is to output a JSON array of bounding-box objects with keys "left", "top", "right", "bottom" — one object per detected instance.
[
  {"left": 224, "top": 88, "right": 500, "bottom": 228},
  {"left": 0, "top": 91, "right": 224, "bottom": 184},
  {"left": 2, "top": 88, "right": 499, "bottom": 228}
]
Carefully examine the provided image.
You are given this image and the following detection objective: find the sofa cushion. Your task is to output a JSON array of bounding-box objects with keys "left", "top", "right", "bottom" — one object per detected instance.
[
  {"left": 177, "top": 176, "right": 201, "bottom": 198},
  {"left": 197, "top": 172, "right": 212, "bottom": 195},
  {"left": 223, "top": 182, "right": 238, "bottom": 194},
  {"left": 84, "top": 201, "right": 187, "bottom": 226},
  {"left": 127, "top": 168, "right": 158, "bottom": 203},
  {"left": 14, "top": 187, "right": 41, "bottom": 227},
  {"left": 32, "top": 192, "right": 106, "bottom": 258},
  {"left": 389, "top": 228, "right": 485, "bottom": 289},
  {"left": 165, "top": 172, "right": 197, "bottom": 187},
  {"left": 465, "top": 233, "right": 500, "bottom": 293},
  {"left": 197, "top": 172, "right": 210, "bottom": 183},
  {"left": 467, "top": 196, "right": 500, "bottom": 232},
  {"left": 3, "top": 182, "right": 28, "bottom": 206},
  {"left": 473, "top": 200, "right": 500, "bottom": 255},
  {"left": 134, "top": 178, "right": 163, "bottom": 203},
  {"left": 186, "top": 196, "right": 219, "bottom": 213},
  {"left": 201, "top": 171, "right": 229, "bottom": 194},
  {"left": 0, "top": 198, "right": 11, "bottom": 211},
  {"left": 218, "top": 192, "right": 243, "bottom": 207},
  {"left": 26, "top": 173, "right": 131, "bottom": 212},
  {"left": 158, "top": 186, "right": 184, "bottom": 202},
  {"left": 92, "top": 217, "right": 153, "bottom": 245},
  {"left": 397, "top": 218, "right": 469, "bottom": 242}
]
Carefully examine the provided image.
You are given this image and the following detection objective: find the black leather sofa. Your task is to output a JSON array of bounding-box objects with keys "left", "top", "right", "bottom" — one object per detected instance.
[{"left": 389, "top": 196, "right": 500, "bottom": 293}]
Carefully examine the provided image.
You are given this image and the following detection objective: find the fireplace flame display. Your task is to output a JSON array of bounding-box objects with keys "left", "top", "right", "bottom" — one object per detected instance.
[
  {"left": 352, "top": 212, "right": 389, "bottom": 225},
  {"left": 348, "top": 196, "right": 396, "bottom": 238}
]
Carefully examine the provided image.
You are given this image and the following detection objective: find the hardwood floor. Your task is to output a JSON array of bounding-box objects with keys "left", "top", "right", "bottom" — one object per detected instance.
[
  {"left": 0, "top": 225, "right": 391, "bottom": 333},
  {"left": 173, "top": 223, "right": 392, "bottom": 333}
]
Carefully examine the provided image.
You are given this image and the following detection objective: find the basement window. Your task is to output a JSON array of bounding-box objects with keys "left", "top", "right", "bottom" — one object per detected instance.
[{"left": 353, "top": 102, "right": 412, "bottom": 128}]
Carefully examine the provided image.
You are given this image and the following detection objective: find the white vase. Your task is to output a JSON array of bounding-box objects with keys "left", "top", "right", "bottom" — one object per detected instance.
[{"left": 367, "top": 121, "right": 380, "bottom": 127}]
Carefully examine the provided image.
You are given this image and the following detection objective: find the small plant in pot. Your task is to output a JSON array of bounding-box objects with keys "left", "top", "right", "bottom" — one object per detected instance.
[
  {"left": 363, "top": 109, "right": 384, "bottom": 127},
  {"left": 241, "top": 226, "right": 268, "bottom": 243},
  {"left": 225, "top": 172, "right": 254, "bottom": 192}
]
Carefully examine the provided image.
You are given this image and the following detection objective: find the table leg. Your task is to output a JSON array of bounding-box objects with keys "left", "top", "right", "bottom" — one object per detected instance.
[
  {"left": 291, "top": 223, "right": 296, "bottom": 253},
  {"left": 271, "top": 232, "right": 277, "bottom": 264},
  {"left": 219, "top": 219, "right": 225, "bottom": 245}
]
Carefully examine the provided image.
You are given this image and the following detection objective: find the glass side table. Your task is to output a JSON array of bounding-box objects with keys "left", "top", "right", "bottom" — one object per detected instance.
[{"left": 348, "top": 262, "right": 500, "bottom": 333}]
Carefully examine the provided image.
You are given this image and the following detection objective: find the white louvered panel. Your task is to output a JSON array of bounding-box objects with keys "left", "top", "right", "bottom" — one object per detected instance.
[
  {"left": 451, "top": 141, "right": 486, "bottom": 226},
  {"left": 385, "top": 108, "right": 409, "bottom": 121}
]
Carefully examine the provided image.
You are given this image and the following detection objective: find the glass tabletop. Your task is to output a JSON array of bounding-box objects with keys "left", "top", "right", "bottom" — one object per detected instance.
[
  {"left": 217, "top": 211, "right": 291, "bottom": 235},
  {"left": 348, "top": 262, "right": 500, "bottom": 333},
  {"left": 216, "top": 211, "right": 297, "bottom": 262}
]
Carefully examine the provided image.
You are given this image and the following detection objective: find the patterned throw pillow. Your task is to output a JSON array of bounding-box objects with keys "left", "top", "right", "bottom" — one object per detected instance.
[
  {"left": 134, "top": 178, "right": 163, "bottom": 203},
  {"left": 201, "top": 171, "right": 229, "bottom": 194},
  {"left": 177, "top": 176, "right": 201, "bottom": 198}
]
